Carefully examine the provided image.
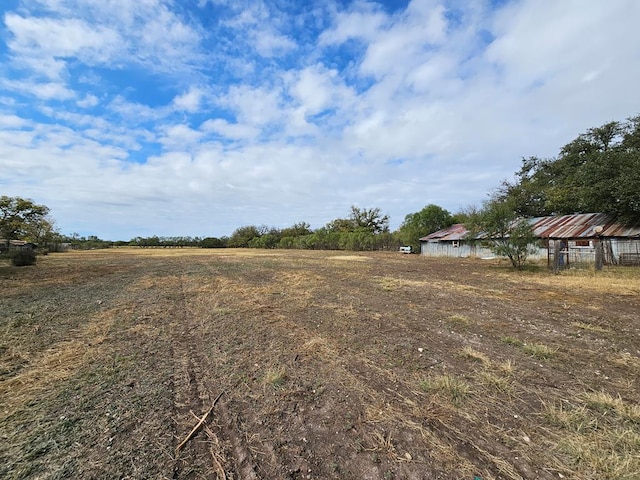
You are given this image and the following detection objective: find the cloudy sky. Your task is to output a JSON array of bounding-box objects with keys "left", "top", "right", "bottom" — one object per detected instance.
[{"left": 1, "top": 0, "right": 639, "bottom": 240}]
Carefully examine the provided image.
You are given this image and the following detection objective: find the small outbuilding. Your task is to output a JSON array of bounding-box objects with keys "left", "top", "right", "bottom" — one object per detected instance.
[{"left": 419, "top": 224, "right": 496, "bottom": 258}]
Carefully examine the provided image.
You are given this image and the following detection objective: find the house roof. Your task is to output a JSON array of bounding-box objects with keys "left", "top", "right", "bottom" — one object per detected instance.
[{"left": 420, "top": 214, "right": 640, "bottom": 242}]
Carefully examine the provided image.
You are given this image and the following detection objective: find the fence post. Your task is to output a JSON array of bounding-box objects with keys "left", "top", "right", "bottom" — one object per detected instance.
[
  {"left": 553, "top": 240, "right": 562, "bottom": 274},
  {"left": 595, "top": 237, "right": 603, "bottom": 271}
]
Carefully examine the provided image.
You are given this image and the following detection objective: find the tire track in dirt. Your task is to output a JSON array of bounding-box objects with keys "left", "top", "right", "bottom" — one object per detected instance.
[
  {"left": 168, "top": 255, "right": 571, "bottom": 479},
  {"left": 171, "top": 259, "right": 266, "bottom": 480}
]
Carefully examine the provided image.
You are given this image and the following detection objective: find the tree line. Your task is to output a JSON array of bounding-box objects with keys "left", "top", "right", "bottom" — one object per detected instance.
[{"left": 3, "top": 114, "right": 639, "bottom": 267}]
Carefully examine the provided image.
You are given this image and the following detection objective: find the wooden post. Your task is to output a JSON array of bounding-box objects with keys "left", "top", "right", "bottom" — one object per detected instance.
[
  {"left": 595, "top": 237, "right": 603, "bottom": 271},
  {"left": 553, "top": 240, "right": 562, "bottom": 274}
]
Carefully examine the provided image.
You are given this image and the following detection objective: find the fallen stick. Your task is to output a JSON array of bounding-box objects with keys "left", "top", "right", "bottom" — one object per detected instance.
[
  {"left": 187, "top": 410, "right": 228, "bottom": 480},
  {"left": 176, "top": 391, "right": 224, "bottom": 453}
]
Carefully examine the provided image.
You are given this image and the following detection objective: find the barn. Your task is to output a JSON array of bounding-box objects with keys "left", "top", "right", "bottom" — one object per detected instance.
[
  {"left": 420, "top": 213, "right": 640, "bottom": 266},
  {"left": 419, "top": 224, "right": 498, "bottom": 259}
]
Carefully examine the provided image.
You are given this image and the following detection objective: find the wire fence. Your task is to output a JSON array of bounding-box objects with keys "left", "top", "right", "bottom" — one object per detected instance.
[{"left": 548, "top": 239, "right": 640, "bottom": 270}]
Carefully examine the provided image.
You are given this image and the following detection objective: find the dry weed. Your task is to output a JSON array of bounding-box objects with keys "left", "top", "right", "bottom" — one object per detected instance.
[
  {"left": 459, "top": 346, "right": 490, "bottom": 365},
  {"left": 420, "top": 374, "right": 471, "bottom": 406},
  {"left": 263, "top": 366, "right": 287, "bottom": 387},
  {"left": 571, "top": 321, "right": 610, "bottom": 333}
]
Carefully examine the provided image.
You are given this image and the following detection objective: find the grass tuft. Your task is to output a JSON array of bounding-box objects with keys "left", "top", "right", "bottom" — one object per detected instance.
[
  {"left": 501, "top": 336, "right": 524, "bottom": 347},
  {"left": 447, "top": 314, "right": 470, "bottom": 327},
  {"left": 476, "top": 370, "right": 513, "bottom": 394},
  {"left": 543, "top": 401, "right": 597, "bottom": 433},
  {"left": 420, "top": 374, "right": 470, "bottom": 406},
  {"left": 263, "top": 366, "right": 287, "bottom": 387},
  {"left": 522, "top": 343, "right": 557, "bottom": 359},
  {"left": 496, "top": 359, "right": 515, "bottom": 374},
  {"left": 571, "top": 321, "right": 610, "bottom": 333},
  {"left": 501, "top": 336, "right": 556, "bottom": 359},
  {"left": 458, "top": 346, "right": 490, "bottom": 365}
]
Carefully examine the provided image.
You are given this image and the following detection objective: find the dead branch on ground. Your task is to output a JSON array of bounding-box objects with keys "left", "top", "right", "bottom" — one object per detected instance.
[{"left": 176, "top": 391, "right": 224, "bottom": 453}]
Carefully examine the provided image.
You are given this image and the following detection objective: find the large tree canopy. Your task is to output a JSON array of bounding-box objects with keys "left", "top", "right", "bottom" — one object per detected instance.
[
  {"left": 497, "top": 116, "right": 640, "bottom": 222},
  {"left": 0, "top": 196, "right": 51, "bottom": 248},
  {"left": 397, "top": 204, "right": 454, "bottom": 251},
  {"left": 326, "top": 206, "right": 390, "bottom": 234}
]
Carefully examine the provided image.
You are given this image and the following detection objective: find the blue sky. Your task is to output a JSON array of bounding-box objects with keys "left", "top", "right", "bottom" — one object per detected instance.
[{"left": 1, "top": 0, "right": 639, "bottom": 240}]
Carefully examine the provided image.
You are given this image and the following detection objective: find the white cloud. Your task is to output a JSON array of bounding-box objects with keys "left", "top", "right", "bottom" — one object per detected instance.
[
  {"left": 108, "top": 95, "right": 168, "bottom": 121},
  {"left": 5, "top": 14, "right": 121, "bottom": 59},
  {"left": 200, "top": 118, "right": 259, "bottom": 140},
  {"left": 2, "top": 79, "right": 76, "bottom": 100},
  {"left": 319, "top": 4, "right": 387, "bottom": 45},
  {"left": 172, "top": 87, "right": 203, "bottom": 113},
  {"left": 0, "top": 114, "right": 31, "bottom": 128},
  {"left": 254, "top": 29, "right": 297, "bottom": 57},
  {"left": 77, "top": 94, "right": 99, "bottom": 108},
  {"left": 158, "top": 124, "right": 204, "bottom": 149},
  {"left": 221, "top": 84, "right": 284, "bottom": 128},
  {"left": 220, "top": 1, "right": 297, "bottom": 57}
]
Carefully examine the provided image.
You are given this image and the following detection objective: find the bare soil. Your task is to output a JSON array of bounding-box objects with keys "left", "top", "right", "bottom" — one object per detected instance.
[{"left": 1, "top": 249, "right": 639, "bottom": 479}]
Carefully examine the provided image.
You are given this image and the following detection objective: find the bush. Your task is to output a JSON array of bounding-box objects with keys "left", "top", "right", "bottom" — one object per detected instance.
[{"left": 11, "top": 248, "right": 37, "bottom": 266}]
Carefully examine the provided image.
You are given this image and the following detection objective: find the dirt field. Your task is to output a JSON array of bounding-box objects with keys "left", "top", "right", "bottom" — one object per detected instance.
[{"left": 1, "top": 249, "right": 639, "bottom": 480}]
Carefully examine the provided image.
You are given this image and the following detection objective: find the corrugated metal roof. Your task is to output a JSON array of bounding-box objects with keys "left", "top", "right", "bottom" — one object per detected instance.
[
  {"left": 420, "top": 224, "right": 469, "bottom": 241},
  {"left": 529, "top": 213, "right": 640, "bottom": 239},
  {"left": 420, "top": 214, "right": 640, "bottom": 242}
]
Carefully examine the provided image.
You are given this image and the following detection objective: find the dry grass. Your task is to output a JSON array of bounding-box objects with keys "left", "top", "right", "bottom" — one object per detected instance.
[
  {"left": 496, "top": 359, "right": 516, "bottom": 374},
  {"left": 522, "top": 342, "right": 557, "bottom": 359},
  {"left": 476, "top": 370, "right": 514, "bottom": 395},
  {"left": 0, "top": 309, "right": 115, "bottom": 421},
  {"left": 582, "top": 391, "right": 640, "bottom": 423},
  {"left": 459, "top": 346, "right": 490, "bottom": 365},
  {"left": 447, "top": 314, "right": 471, "bottom": 327},
  {"left": 420, "top": 374, "right": 471, "bottom": 406},
  {"left": 501, "top": 336, "right": 524, "bottom": 347},
  {"left": 571, "top": 321, "right": 610, "bottom": 333},
  {"left": 374, "top": 276, "right": 430, "bottom": 291},
  {"left": 543, "top": 394, "right": 640, "bottom": 479},
  {"left": 2, "top": 249, "right": 639, "bottom": 479},
  {"left": 327, "top": 255, "right": 371, "bottom": 262},
  {"left": 263, "top": 366, "right": 287, "bottom": 387},
  {"left": 501, "top": 336, "right": 556, "bottom": 359},
  {"left": 519, "top": 265, "right": 640, "bottom": 295}
]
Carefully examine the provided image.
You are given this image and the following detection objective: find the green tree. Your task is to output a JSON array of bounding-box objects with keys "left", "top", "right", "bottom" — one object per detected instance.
[
  {"left": 348, "top": 206, "right": 390, "bottom": 234},
  {"left": 200, "top": 237, "right": 226, "bottom": 248},
  {"left": 326, "top": 206, "right": 389, "bottom": 234},
  {"left": 280, "top": 222, "right": 312, "bottom": 238},
  {"left": 466, "top": 200, "right": 538, "bottom": 270},
  {"left": 497, "top": 115, "right": 640, "bottom": 222},
  {"left": 397, "top": 204, "right": 454, "bottom": 252},
  {"left": 228, "top": 225, "right": 261, "bottom": 248},
  {"left": 0, "top": 196, "right": 51, "bottom": 249}
]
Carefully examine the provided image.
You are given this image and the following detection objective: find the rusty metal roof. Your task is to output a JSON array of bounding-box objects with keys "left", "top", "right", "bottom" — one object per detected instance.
[
  {"left": 529, "top": 213, "right": 640, "bottom": 239},
  {"left": 420, "top": 224, "right": 470, "bottom": 241},
  {"left": 420, "top": 214, "right": 640, "bottom": 242}
]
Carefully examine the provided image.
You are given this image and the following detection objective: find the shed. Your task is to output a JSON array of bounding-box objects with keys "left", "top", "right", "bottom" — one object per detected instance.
[{"left": 419, "top": 224, "right": 496, "bottom": 258}]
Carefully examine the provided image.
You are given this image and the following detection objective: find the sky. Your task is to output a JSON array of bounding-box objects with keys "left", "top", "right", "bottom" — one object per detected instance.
[{"left": 1, "top": 0, "right": 639, "bottom": 240}]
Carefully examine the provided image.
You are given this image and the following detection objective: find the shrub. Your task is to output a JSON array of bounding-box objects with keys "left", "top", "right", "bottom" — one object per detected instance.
[{"left": 11, "top": 248, "right": 37, "bottom": 266}]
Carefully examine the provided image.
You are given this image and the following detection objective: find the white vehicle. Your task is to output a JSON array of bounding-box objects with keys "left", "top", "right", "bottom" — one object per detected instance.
[{"left": 399, "top": 246, "right": 412, "bottom": 254}]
